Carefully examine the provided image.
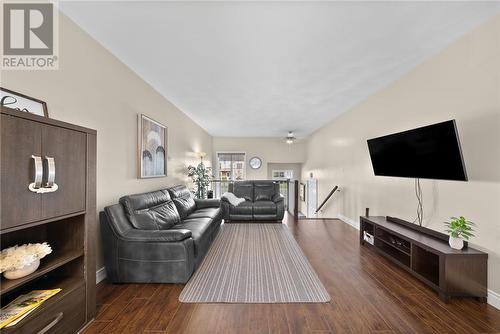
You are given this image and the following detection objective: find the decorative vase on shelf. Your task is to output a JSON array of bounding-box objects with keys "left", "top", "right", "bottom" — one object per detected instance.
[
  {"left": 3, "top": 259, "right": 40, "bottom": 280},
  {"left": 1, "top": 242, "right": 52, "bottom": 280},
  {"left": 448, "top": 236, "right": 464, "bottom": 250}
]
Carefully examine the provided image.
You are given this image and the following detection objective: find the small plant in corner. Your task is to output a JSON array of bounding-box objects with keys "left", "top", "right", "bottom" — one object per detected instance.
[
  {"left": 187, "top": 154, "right": 212, "bottom": 199},
  {"left": 444, "top": 216, "right": 475, "bottom": 250}
]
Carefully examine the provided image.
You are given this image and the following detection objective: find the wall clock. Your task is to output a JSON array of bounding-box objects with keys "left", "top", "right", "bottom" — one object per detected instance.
[{"left": 249, "top": 157, "right": 262, "bottom": 169}]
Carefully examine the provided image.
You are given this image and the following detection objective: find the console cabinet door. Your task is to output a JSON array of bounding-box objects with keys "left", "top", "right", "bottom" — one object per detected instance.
[
  {"left": 1, "top": 114, "right": 43, "bottom": 229},
  {"left": 41, "top": 124, "right": 86, "bottom": 219}
]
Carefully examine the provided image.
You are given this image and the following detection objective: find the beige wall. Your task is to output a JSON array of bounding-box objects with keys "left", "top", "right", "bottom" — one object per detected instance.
[
  {"left": 212, "top": 137, "right": 306, "bottom": 180},
  {"left": 302, "top": 15, "right": 500, "bottom": 294},
  {"left": 1, "top": 13, "right": 213, "bottom": 270}
]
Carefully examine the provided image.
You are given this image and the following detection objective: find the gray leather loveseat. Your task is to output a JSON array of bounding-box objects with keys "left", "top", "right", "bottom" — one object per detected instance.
[
  {"left": 100, "top": 185, "right": 222, "bottom": 283},
  {"left": 221, "top": 180, "right": 285, "bottom": 222}
]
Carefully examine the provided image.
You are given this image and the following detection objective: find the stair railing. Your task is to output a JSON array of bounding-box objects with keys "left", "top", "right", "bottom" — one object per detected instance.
[{"left": 315, "top": 186, "right": 339, "bottom": 214}]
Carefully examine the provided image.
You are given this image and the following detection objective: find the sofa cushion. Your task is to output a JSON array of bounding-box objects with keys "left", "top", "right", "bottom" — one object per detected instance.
[
  {"left": 230, "top": 200, "right": 253, "bottom": 215},
  {"left": 119, "top": 190, "right": 180, "bottom": 230},
  {"left": 232, "top": 181, "right": 254, "bottom": 201},
  {"left": 168, "top": 185, "right": 196, "bottom": 219},
  {"left": 176, "top": 218, "right": 219, "bottom": 257},
  {"left": 194, "top": 198, "right": 221, "bottom": 209},
  {"left": 254, "top": 182, "right": 276, "bottom": 201},
  {"left": 253, "top": 200, "right": 277, "bottom": 215},
  {"left": 187, "top": 207, "right": 222, "bottom": 220}
]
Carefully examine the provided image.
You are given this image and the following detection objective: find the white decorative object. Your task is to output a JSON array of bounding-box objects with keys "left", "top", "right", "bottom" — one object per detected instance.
[
  {"left": 363, "top": 231, "right": 374, "bottom": 245},
  {"left": 449, "top": 236, "right": 464, "bottom": 250},
  {"left": 0, "top": 243, "right": 52, "bottom": 280},
  {"left": 222, "top": 192, "right": 246, "bottom": 206},
  {"left": 3, "top": 260, "right": 40, "bottom": 280}
]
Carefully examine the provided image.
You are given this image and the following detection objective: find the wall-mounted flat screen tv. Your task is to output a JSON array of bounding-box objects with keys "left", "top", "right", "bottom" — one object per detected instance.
[{"left": 367, "top": 120, "right": 467, "bottom": 181}]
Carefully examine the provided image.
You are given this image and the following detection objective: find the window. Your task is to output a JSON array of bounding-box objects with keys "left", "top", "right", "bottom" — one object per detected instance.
[
  {"left": 217, "top": 153, "right": 246, "bottom": 181},
  {"left": 216, "top": 153, "right": 245, "bottom": 195},
  {"left": 272, "top": 170, "right": 293, "bottom": 180}
]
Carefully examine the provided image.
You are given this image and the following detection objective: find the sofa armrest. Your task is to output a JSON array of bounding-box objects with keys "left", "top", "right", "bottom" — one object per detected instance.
[
  {"left": 195, "top": 198, "right": 221, "bottom": 209},
  {"left": 273, "top": 194, "right": 285, "bottom": 203},
  {"left": 275, "top": 195, "right": 285, "bottom": 220},
  {"left": 220, "top": 200, "right": 230, "bottom": 220},
  {"left": 121, "top": 229, "right": 192, "bottom": 242}
]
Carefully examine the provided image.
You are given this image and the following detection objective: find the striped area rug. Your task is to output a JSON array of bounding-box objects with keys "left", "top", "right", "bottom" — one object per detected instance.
[{"left": 179, "top": 224, "right": 331, "bottom": 303}]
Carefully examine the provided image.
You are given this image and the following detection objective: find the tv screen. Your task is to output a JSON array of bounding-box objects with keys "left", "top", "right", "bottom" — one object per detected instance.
[{"left": 367, "top": 120, "right": 467, "bottom": 181}]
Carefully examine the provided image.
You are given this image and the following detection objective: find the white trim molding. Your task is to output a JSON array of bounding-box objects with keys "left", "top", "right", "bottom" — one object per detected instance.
[
  {"left": 488, "top": 289, "right": 500, "bottom": 310},
  {"left": 337, "top": 213, "right": 359, "bottom": 230},
  {"left": 96, "top": 267, "right": 107, "bottom": 284}
]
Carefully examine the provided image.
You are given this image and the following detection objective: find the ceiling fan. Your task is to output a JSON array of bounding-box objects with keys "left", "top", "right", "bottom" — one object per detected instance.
[{"left": 285, "top": 131, "right": 297, "bottom": 145}]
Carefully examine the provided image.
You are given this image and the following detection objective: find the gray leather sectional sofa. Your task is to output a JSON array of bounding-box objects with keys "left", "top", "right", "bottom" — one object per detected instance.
[
  {"left": 100, "top": 185, "right": 222, "bottom": 283},
  {"left": 221, "top": 180, "right": 285, "bottom": 222}
]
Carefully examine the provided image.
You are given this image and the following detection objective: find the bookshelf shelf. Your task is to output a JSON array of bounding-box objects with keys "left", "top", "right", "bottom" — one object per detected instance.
[
  {"left": 1, "top": 276, "right": 86, "bottom": 333},
  {"left": 0, "top": 250, "right": 84, "bottom": 296}
]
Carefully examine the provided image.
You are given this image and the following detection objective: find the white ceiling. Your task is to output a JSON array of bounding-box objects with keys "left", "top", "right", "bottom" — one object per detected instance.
[{"left": 59, "top": 1, "right": 500, "bottom": 137}]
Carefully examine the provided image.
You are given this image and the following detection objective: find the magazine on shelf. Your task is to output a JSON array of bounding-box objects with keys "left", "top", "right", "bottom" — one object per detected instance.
[
  {"left": 0, "top": 289, "right": 61, "bottom": 329},
  {"left": 4, "top": 307, "right": 37, "bottom": 327}
]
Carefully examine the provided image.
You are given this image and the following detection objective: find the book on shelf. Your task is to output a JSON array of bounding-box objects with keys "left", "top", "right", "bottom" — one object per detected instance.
[{"left": 0, "top": 289, "right": 61, "bottom": 329}]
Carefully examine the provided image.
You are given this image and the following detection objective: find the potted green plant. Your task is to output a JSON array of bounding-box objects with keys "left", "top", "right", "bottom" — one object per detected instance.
[
  {"left": 187, "top": 154, "right": 212, "bottom": 199},
  {"left": 444, "top": 216, "right": 475, "bottom": 250}
]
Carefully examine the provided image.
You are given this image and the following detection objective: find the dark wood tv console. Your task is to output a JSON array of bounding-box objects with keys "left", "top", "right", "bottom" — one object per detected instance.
[{"left": 360, "top": 216, "right": 487, "bottom": 303}]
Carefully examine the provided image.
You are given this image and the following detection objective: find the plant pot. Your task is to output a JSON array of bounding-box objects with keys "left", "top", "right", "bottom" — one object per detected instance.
[
  {"left": 3, "top": 260, "right": 40, "bottom": 280},
  {"left": 449, "top": 236, "right": 464, "bottom": 250}
]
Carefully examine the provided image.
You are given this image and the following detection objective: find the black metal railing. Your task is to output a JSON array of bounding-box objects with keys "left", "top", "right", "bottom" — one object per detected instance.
[
  {"left": 277, "top": 180, "right": 290, "bottom": 209},
  {"left": 209, "top": 179, "right": 290, "bottom": 209},
  {"left": 315, "top": 185, "right": 339, "bottom": 214},
  {"left": 208, "top": 179, "right": 231, "bottom": 199}
]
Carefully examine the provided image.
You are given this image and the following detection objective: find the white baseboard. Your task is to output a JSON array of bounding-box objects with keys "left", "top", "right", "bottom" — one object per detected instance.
[
  {"left": 488, "top": 289, "right": 500, "bottom": 310},
  {"left": 337, "top": 213, "right": 359, "bottom": 230},
  {"left": 96, "top": 267, "right": 106, "bottom": 284}
]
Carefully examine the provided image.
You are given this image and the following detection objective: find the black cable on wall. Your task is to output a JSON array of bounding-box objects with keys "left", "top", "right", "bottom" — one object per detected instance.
[{"left": 414, "top": 178, "right": 424, "bottom": 226}]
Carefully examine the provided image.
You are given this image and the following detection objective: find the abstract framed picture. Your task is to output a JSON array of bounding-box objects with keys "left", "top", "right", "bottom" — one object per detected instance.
[
  {"left": 0, "top": 87, "right": 48, "bottom": 117},
  {"left": 138, "top": 114, "right": 167, "bottom": 178},
  {"left": 300, "top": 182, "right": 306, "bottom": 201}
]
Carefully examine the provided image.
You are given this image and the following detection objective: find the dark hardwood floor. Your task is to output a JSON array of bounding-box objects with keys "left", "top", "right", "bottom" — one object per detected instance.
[{"left": 83, "top": 215, "right": 500, "bottom": 334}]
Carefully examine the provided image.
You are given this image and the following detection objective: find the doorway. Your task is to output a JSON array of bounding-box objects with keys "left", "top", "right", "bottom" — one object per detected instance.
[{"left": 306, "top": 177, "right": 318, "bottom": 218}]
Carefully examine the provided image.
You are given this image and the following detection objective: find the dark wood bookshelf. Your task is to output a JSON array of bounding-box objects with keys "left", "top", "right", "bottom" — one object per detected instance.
[
  {"left": 360, "top": 216, "right": 487, "bottom": 303},
  {"left": 0, "top": 107, "right": 96, "bottom": 333}
]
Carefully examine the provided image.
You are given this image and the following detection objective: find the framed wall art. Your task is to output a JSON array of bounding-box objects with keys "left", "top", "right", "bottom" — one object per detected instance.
[
  {"left": 0, "top": 87, "right": 48, "bottom": 117},
  {"left": 138, "top": 114, "right": 167, "bottom": 178},
  {"left": 300, "top": 182, "right": 306, "bottom": 202}
]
